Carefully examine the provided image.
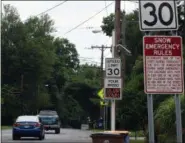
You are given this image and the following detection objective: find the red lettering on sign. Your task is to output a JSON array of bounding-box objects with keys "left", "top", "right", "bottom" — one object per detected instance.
[{"left": 105, "top": 88, "right": 120, "bottom": 98}]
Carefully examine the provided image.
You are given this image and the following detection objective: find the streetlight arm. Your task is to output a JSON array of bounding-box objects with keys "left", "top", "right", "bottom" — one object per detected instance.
[
  {"left": 116, "top": 44, "right": 132, "bottom": 55},
  {"left": 92, "top": 30, "right": 102, "bottom": 33}
]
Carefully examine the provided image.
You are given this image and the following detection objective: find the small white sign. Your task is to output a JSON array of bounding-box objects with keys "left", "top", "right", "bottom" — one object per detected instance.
[
  {"left": 104, "top": 78, "right": 122, "bottom": 100},
  {"left": 81, "top": 124, "right": 89, "bottom": 130},
  {"left": 105, "top": 58, "right": 121, "bottom": 77},
  {"left": 104, "top": 78, "right": 122, "bottom": 88},
  {"left": 139, "top": 1, "right": 178, "bottom": 31}
]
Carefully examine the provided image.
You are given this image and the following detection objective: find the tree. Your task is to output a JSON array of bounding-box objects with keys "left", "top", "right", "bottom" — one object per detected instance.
[
  {"left": 62, "top": 64, "right": 102, "bottom": 122},
  {"left": 117, "top": 56, "right": 148, "bottom": 135},
  {"left": 1, "top": 4, "right": 102, "bottom": 128},
  {"left": 2, "top": 4, "right": 56, "bottom": 118},
  {"left": 45, "top": 37, "right": 80, "bottom": 120},
  {"left": 154, "top": 95, "right": 185, "bottom": 142}
]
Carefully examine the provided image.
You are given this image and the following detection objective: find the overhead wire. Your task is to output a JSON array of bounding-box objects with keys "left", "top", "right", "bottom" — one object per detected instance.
[
  {"left": 36, "top": 0, "right": 68, "bottom": 17},
  {"left": 104, "top": 0, "right": 109, "bottom": 16},
  {"left": 22, "top": 1, "right": 68, "bottom": 22},
  {"left": 63, "top": 2, "right": 114, "bottom": 35}
]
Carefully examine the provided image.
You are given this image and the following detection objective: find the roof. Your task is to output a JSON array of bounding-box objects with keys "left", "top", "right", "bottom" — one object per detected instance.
[
  {"left": 39, "top": 110, "right": 58, "bottom": 116},
  {"left": 38, "top": 114, "right": 58, "bottom": 117},
  {"left": 16, "top": 115, "right": 39, "bottom": 122}
]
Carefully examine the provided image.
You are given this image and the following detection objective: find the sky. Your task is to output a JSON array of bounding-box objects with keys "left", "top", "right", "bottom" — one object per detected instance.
[{"left": 1, "top": 1, "right": 138, "bottom": 68}]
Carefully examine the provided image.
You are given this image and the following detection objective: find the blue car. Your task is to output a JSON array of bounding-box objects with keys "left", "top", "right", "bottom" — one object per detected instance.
[{"left": 12, "top": 115, "right": 45, "bottom": 140}]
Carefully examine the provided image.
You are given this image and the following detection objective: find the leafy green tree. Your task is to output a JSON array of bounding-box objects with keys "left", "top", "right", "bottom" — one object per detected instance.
[
  {"left": 154, "top": 95, "right": 185, "bottom": 142},
  {"left": 117, "top": 56, "right": 148, "bottom": 135},
  {"left": 2, "top": 4, "right": 56, "bottom": 117},
  {"left": 1, "top": 4, "right": 102, "bottom": 127},
  {"left": 1, "top": 85, "right": 21, "bottom": 118}
]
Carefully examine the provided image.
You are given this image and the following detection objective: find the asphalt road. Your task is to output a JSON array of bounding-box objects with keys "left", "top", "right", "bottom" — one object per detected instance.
[{"left": 1, "top": 128, "right": 93, "bottom": 143}]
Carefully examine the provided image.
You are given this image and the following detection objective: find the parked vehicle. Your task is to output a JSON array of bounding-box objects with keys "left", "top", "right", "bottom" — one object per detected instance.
[
  {"left": 38, "top": 110, "right": 61, "bottom": 134},
  {"left": 12, "top": 115, "right": 45, "bottom": 140}
]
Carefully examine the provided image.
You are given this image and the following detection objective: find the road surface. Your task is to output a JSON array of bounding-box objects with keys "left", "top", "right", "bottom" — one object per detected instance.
[
  {"left": 1, "top": 128, "right": 145, "bottom": 143},
  {"left": 1, "top": 128, "right": 92, "bottom": 143}
]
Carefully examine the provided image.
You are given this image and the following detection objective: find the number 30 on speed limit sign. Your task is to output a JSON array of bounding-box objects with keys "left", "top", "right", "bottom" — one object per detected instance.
[
  {"left": 105, "top": 58, "right": 121, "bottom": 77},
  {"left": 139, "top": 0, "right": 178, "bottom": 31}
]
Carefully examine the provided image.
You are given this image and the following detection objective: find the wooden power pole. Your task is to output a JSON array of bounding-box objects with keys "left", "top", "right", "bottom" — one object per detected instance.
[
  {"left": 87, "top": 45, "right": 111, "bottom": 125},
  {"left": 114, "top": 0, "right": 121, "bottom": 58},
  {"left": 90, "top": 45, "right": 111, "bottom": 86},
  {"left": 20, "top": 74, "right": 24, "bottom": 114},
  {"left": 110, "top": 0, "right": 121, "bottom": 131}
]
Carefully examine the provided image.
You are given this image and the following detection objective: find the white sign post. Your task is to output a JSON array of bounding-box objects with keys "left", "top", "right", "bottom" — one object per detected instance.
[
  {"left": 139, "top": 1, "right": 183, "bottom": 143},
  {"left": 104, "top": 58, "right": 122, "bottom": 100},
  {"left": 139, "top": 0, "right": 178, "bottom": 31},
  {"left": 105, "top": 50, "right": 122, "bottom": 131},
  {"left": 105, "top": 58, "right": 121, "bottom": 77}
]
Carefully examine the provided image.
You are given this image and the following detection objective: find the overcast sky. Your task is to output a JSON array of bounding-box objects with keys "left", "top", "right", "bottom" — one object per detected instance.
[{"left": 1, "top": 1, "right": 138, "bottom": 68}]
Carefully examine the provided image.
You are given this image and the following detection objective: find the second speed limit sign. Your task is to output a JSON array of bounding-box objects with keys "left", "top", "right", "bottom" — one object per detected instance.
[
  {"left": 139, "top": 0, "right": 178, "bottom": 31},
  {"left": 105, "top": 58, "right": 121, "bottom": 77}
]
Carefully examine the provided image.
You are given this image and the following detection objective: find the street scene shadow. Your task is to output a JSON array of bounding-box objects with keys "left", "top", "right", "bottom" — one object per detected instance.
[{"left": 20, "top": 137, "right": 39, "bottom": 140}]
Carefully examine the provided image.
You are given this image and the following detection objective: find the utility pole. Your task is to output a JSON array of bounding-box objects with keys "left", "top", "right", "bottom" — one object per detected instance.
[
  {"left": 20, "top": 74, "right": 24, "bottom": 114},
  {"left": 87, "top": 45, "right": 111, "bottom": 129},
  {"left": 183, "top": 1, "right": 185, "bottom": 143},
  {"left": 90, "top": 45, "right": 111, "bottom": 85},
  {"left": 111, "top": 0, "right": 121, "bottom": 131},
  {"left": 114, "top": 0, "right": 121, "bottom": 56},
  {"left": 121, "top": 10, "right": 126, "bottom": 88}
]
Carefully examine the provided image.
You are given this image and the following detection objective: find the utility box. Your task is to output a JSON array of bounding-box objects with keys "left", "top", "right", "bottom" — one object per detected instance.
[{"left": 90, "top": 131, "right": 129, "bottom": 143}]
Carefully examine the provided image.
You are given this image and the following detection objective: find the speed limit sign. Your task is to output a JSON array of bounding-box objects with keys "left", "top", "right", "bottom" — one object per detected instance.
[
  {"left": 105, "top": 58, "right": 121, "bottom": 77},
  {"left": 139, "top": 0, "right": 178, "bottom": 31}
]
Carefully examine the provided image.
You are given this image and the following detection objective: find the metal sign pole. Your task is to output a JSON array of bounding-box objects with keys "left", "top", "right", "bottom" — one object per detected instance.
[
  {"left": 175, "top": 94, "right": 183, "bottom": 143},
  {"left": 111, "top": 100, "right": 116, "bottom": 131},
  {"left": 145, "top": 32, "right": 155, "bottom": 143},
  {"left": 106, "top": 104, "right": 108, "bottom": 130},
  {"left": 111, "top": 30, "right": 116, "bottom": 131},
  {"left": 139, "top": 1, "right": 183, "bottom": 143},
  {"left": 104, "top": 105, "right": 106, "bottom": 131},
  {"left": 147, "top": 94, "right": 155, "bottom": 143}
]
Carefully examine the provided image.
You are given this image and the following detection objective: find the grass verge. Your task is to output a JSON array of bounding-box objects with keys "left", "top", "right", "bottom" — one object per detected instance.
[
  {"left": 130, "top": 140, "right": 144, "bottom": 143},
  {"left": 1, "top": 126, "right": 12, "bottom": 130}
]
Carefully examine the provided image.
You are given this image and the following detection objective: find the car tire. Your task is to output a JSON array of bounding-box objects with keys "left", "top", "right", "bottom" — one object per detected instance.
[
  {"left": 42, "top": 134, "right": 45, "bottom": 140},
  {"left": 13, "top": 135, "right": 20, "bottom": 140},
  {"left": 39, "top": 135, "right": 43, "bottom": 140},
  {"left": 55, "top": 128, "right": 60, "bottom": 134}
]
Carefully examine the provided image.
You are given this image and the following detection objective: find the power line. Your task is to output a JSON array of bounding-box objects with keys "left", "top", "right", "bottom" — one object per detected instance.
[
  {"left": 55, "top": 26, "right": 99, "bottom": 30},
  {"left": 36, "top": 1, "right": 68, "bottom": 17},
  {"left": 63, "top": 2, "right": 114, "bottom": 35},
  {"left": 104, "top": 0, "right": 109, "bottom": 16}
]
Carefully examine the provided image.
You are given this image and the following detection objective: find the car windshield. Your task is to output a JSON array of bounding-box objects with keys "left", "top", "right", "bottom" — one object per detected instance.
[
  {"left": 39, "top": 117, "right": 58, "bottom": 124},
  {"left": 16, "top": 116, "right": 38, "bottom": 122},
  {"left": 39, "top": 110, "right": 57, "bottom": 116}
]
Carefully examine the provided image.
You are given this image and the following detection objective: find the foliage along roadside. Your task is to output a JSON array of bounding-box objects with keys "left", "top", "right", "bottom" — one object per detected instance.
[
  {"left": 1, "top": 4, "right": 101, "bottom": 127},
  {"left": 100, "top": 3, "right": 185, "bottom": 142}
]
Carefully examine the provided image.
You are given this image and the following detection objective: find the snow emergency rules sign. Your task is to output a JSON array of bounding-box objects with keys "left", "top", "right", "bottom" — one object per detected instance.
[{"left": 143, "top": 36, "right": 184, "bottom": 94}]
